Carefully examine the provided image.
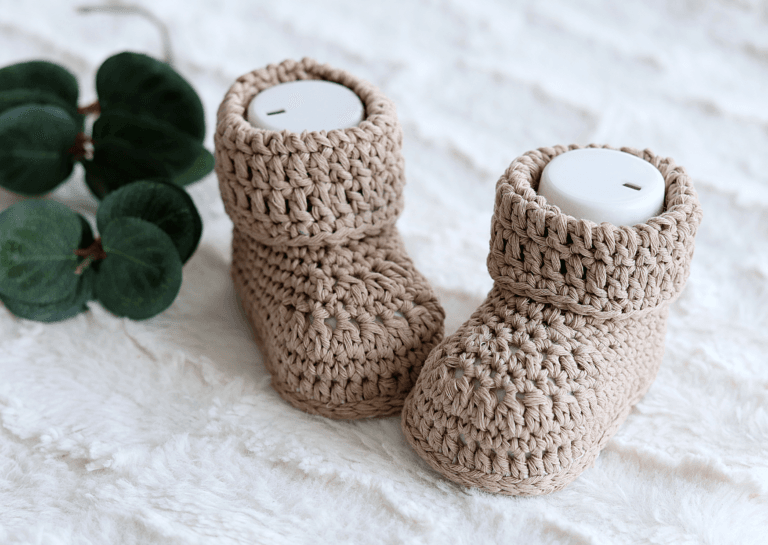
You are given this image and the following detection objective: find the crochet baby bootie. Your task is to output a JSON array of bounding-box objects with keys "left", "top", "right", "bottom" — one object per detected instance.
[
  {"left": 402, "top": 144, "right": 702, "bottom": 494},
  {"left": 214, "top": 58, "right": 445, "bottom": 419}
]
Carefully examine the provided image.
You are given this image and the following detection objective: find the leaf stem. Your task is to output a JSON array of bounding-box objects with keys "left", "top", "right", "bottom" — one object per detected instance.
[
  {"left": 74, "top": 256, "right": 94, "bottom": 275},
  {"left": 77, "top": 100, "right": 101, "bottom": 115},
  {"left": 67, "top": 132, "right": 94, "bottom": 161},
  {"left": 74, "top": 237, "right": 107, "bottom": 275}
]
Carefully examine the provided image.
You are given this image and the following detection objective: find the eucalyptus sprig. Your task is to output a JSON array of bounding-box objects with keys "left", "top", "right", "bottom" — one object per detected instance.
[
  {"left": 0, "top": 51, "right": 213, "bottom": 199},
  {"left": 0, "top": 180, "right": 202, "bottom": 322},
  {"left": 0, "top": 52, "right": 211, "bottom": 322}
]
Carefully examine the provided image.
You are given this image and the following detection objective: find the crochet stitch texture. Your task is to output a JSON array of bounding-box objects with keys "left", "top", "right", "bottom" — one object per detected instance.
[
  {"left": 215, "top": 58, "right": 445, "bottom": 419},
  {"left": 402, "top": 144, "right": 703, "bottom": 494}
]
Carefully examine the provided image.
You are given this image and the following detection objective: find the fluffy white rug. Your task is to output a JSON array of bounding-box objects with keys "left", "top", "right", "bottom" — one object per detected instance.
[{"left": 2, "top": 1, "right": 768, "bottom": 543}]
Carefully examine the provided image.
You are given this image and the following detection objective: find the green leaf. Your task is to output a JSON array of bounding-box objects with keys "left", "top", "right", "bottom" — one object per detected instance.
[
  {"left": 97, "top": 180, "right": 202, "bottom": 264},
  {"left": 0, "top": 268, "right": 94, "bottom": 322},
  {"left": 93, "top": 111, "right": 204, "bottom": 172},
  {"left": 0, "top": 61, "right": 79, "bottom": 109},
  {"left": 0, "top": 200, "right": 87, "bottom": 304},
  {"left": 96, "top": 52, "right": 205, "bottom": 141},
  {"left": 83, "top": 137, "right": 171, "bottom": 199},
  {"left": 171, "top": 146, "right": 214, "bottom": 186},
  {"left": 0, "top": 88, "right": 80, "bottom": 120},
  {"left": 85, "top": 111, "right": 207, "bottom": 198},
  {"left": 0, "top": 104, "right": 79, "bottom": 196},
  {"left": 95, "top": 216, "right": 183, "bottom": 320}
]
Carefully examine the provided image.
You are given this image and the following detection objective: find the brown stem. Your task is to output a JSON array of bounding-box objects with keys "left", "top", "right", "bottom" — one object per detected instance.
[
  {"left": 67, "top": 132, "right": 94, "bottom": 161},
  {"left": 74, "top": 237, "right": 107, "bottom": 275},
  {"left": 77, "top": 100, "right": 101, "bottom": 115}
]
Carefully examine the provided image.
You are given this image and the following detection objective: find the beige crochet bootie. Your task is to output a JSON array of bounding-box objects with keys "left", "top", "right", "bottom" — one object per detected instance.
[
  {"left": 214, "top": 58, "right": 445, "bottom": 419},
  {"left": 402, "top": 144, "right": 702, "bottom": 494}
]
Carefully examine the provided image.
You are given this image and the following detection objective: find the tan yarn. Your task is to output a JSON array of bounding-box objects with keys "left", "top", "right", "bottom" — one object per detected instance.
[
  {"left": 215, "top": 58, "right": 445, "bottom": 419},
  {"left": 401, "top": 144, "right": 703, "bottom": 495}
]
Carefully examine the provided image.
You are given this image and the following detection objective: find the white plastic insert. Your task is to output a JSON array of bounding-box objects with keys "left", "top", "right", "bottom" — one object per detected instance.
[
  {"left": 247, "top": 80, "right": 364, "bottom": 132},
  {"left": 537, "top": 148, "right": 666, "bottom": 227}
]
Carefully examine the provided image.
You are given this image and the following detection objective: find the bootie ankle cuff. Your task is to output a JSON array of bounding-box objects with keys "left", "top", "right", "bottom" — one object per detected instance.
[
  {"left": 214, "top": 58, "right": 405, "bottom": 248},
  {"left": 488, "top": 144, "right": 702, "bottom": 319}
]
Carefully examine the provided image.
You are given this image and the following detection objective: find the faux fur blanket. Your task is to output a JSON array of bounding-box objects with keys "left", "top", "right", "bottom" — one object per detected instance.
[{"left": 2, "top": 1, "right": 767, "bottom": 543}]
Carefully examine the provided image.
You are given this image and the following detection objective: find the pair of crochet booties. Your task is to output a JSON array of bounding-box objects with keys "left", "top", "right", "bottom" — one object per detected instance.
[{"left": 214, "top": 59, "right": 703, "bottom": 495}]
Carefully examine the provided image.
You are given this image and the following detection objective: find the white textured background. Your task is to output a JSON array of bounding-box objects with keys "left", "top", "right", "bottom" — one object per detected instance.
[{"left": 2, "top": 1, "right": 768, "bottom": 543}]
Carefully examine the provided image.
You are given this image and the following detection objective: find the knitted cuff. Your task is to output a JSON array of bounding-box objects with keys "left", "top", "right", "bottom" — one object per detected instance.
[
  {"left": 487, "top": 144, "right": 703, "bottom": 320},
  {"left": 214, "top": 58, "right": 405, "bottom": 247}
]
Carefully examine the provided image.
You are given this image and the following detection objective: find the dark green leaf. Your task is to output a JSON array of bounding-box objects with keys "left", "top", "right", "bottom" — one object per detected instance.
[
  {"left": 0, "top": 104, "right": 79, "bottom": 196},
  {"left": 0, "top": 200, "right": 87, "bottom": 304},
  {"left": 0, "top": 61, "right": 79, "bottom": 109},
  {"left": 1, "top": 268, "right": 94, "bottom": 322},
  {"left": 93, "top": 111, "right": 203, "bottom": 172},
  {"left": 83, "top": 137, "right": 171, "bottom": 199},
  {"left": 96, "top": 52, "right": 205, "bottom": 141},
  {"left": 95, "top": 216, "right": 183, "bottom": 320},
  {"left": 85, "top": 111, "right": 207, "bottom": 198},
  {"left": 0, "top": 88, "right": 80, "bottom": 120},
  {"left": 171, "top": 147, "right": 214, "bottom": 186},
  {"left": 97, "top": 180, "right": 202, "bottom": 264}
]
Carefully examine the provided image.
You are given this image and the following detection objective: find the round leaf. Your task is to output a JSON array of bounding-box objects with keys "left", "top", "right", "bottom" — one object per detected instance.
[
  {"left": 0, "top": 104, "right": 79, "bottom": 196},
  {"left": 96, "top": 52, "right": 205, "bottom": 141},
  {"left": 0, "top": 200, "right": 87, "bottom": 304},
  {"left": 93, "top": 111, "right": 204, "bottom": 172},
  {"left": 0, "top": 88, "right": 80, "bottom": 120},
  {"left": 84, "top": 138, "right": 171, "bottom": 199},
  {"left": 0, "top": 61, "right": 79, "bottom": 108},
  {"left": 172, "top": 147, "right": 214, "bottom": 187},
  {"left": 1, "top": 268, "right": 94, "bottom": 322},
  {"left": 86, "top": 111, "right": 207, "bottom": 198},
  {"left": 97, "top": 180, "right": 202, "bottom": 264},
  {"left": 95, "top": 217, "right": 183, "bottom": 320}
]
